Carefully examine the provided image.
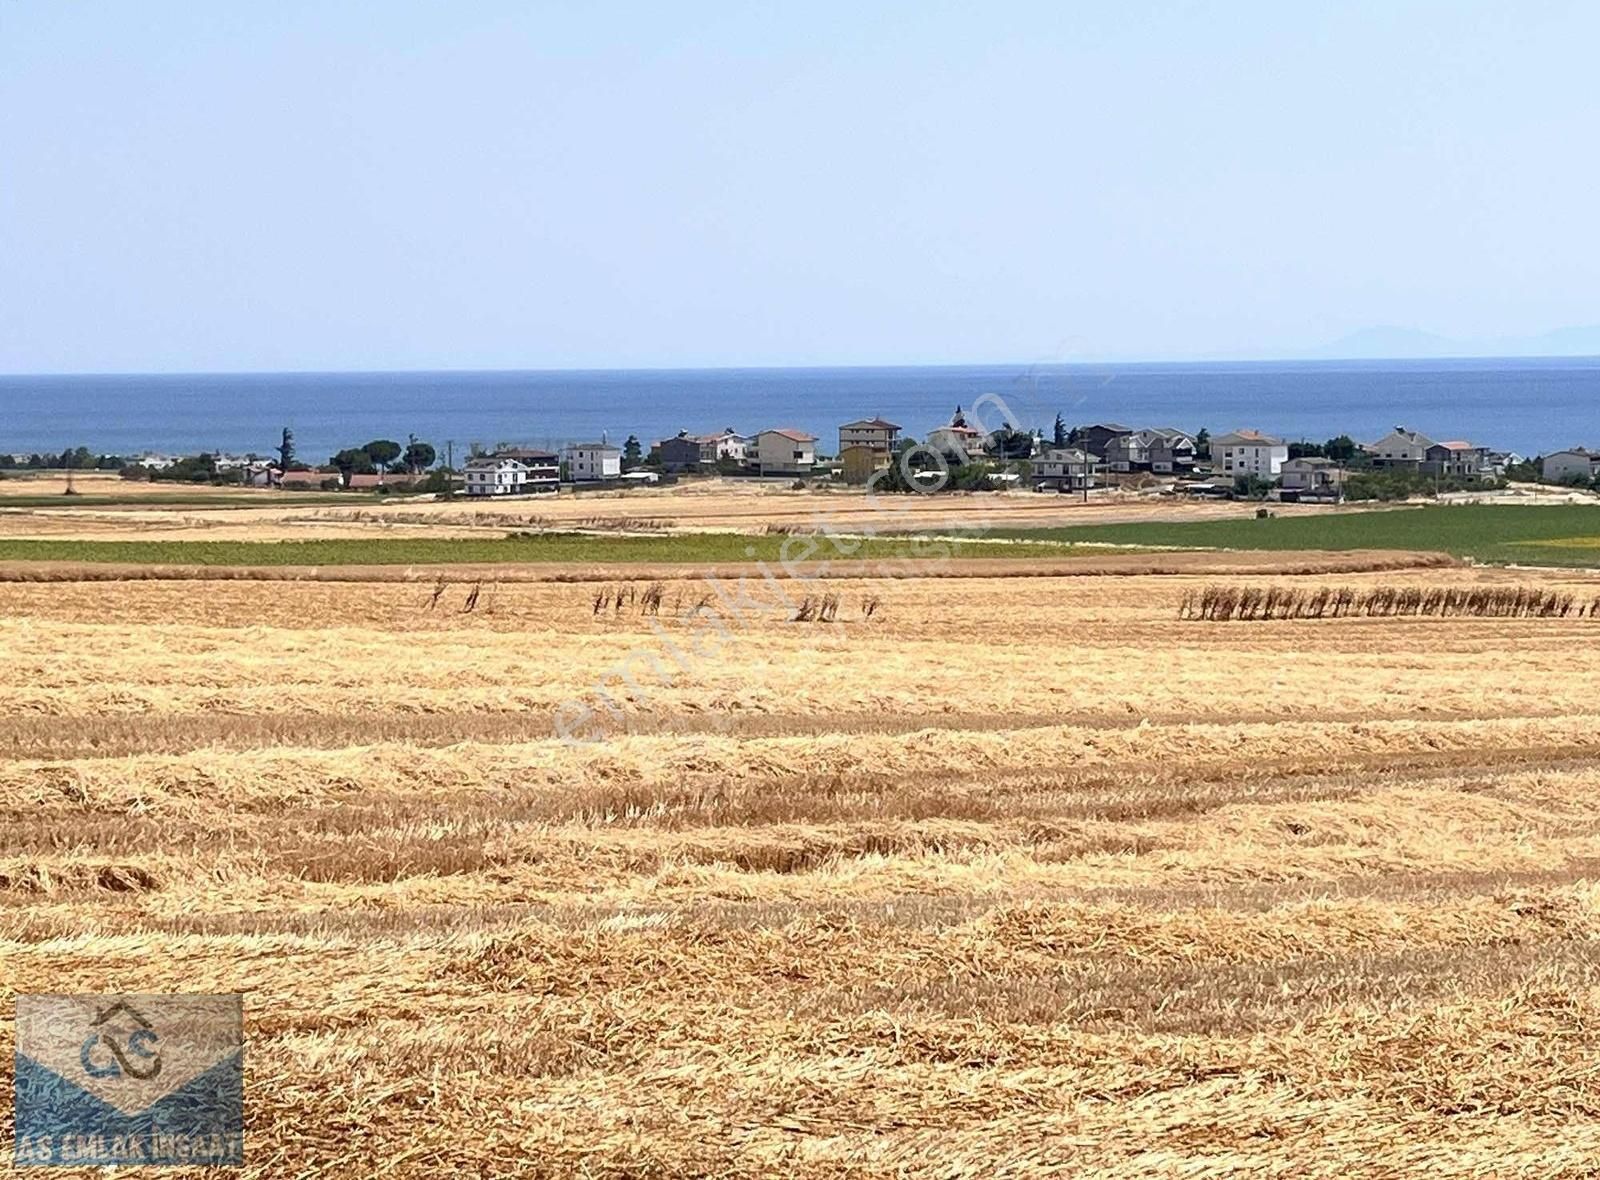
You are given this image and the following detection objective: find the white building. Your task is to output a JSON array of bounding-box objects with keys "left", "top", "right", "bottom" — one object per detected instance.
[
  {"left": 697, "top": 429, "right": 749, "bottom": 464},
  {"left": 562, "top": 442, "right": 622, "bottom": 482},
  {"left": 1542, "top": 448, "right": 1600, "bottom": 484},
  {"left": 464, "top": 457, "right": 530, "bottom": 496},
  {"left": 688, "top": 422, "right": 748, "bottom": 460},
  {"left": 1212, "top": 430, "right": 1288, "bottom": 478},
  {"left": 492, "top": 449, "right": 559, "bottom": 494},
  {"left": 751, "top": 429, "right": 817, "bottom": 474}
]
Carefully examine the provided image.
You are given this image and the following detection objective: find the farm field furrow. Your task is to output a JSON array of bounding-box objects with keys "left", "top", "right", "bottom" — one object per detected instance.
[{"left": 5, "top": 566, "right": 1600, "bottom": 1176}]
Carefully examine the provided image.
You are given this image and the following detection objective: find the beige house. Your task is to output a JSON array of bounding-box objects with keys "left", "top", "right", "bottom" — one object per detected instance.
[
  {"left": 925, "top": 406, "right": 987, "bottom": 459},
  {"left": 752, "top": 428, "right": 817, "bottom": 474},
  {"left": 1366, "top": 427, "right": 1435, "bottom": 469},
  {"left": 838, "top": 417, "right": 901, "bottom": 459},
  {"left": 1279, "top": 456, "right": 1345, "bottom": 497},
  {"left": 839, "top": 445, "right": 883, "bottom": 485}
]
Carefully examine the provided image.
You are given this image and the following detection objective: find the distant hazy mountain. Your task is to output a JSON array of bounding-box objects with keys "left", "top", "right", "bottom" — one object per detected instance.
[
  {"left": 1518, "top": 325, "right": 1600, "bottom": 356},
  {"left": 1314, "top": 324, "right": 1600, "bottom": 360}
]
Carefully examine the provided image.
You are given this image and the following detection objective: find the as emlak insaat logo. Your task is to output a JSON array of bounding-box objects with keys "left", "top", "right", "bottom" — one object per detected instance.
[
  {"left": 78, "top": 1000, "right": 163, "bottom": 1080},
  {"left": 13, "top": 993, "right": 243, "bottom": 1167}
]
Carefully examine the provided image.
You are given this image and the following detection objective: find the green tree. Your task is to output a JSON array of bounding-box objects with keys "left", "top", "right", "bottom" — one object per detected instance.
[
  {"left": 331, "top": 447, "right": 377, "bottom": 480},
  {"left": 1194, "top": 428, "right": 1211, "bottom": 460},
  {"left": 986, "top": 427, "right": 1034, "bottom": 460},
  {"left": 1052, "top": 414, "right": 1068, "bottom": 448},
  {"left": 152, "top": 453, "right": 219, "bottom": 484},
  {"left": 403, "top": 436, "right": 436, "bottom": 473},
  {"left": 363, "top": 439, "right": 402, "bottom": 472},
  {"left": 622, "top": 435, "right": 643, "bottom": 471},
  {"left": 1233, "top": 473, "right": 1273, "bottom": 500},
  {"left": 1288, "top": 439, "right": 1325, "bottom": 459},
  {"left": 1503, "top": 456, "right": 1542, "bottom": 482},
  {"left": 277, "top": 427, "right": 296, "bottom": 471},
  {"left": 1323, "top": 435, "right": 1360, "bottom": 464}
]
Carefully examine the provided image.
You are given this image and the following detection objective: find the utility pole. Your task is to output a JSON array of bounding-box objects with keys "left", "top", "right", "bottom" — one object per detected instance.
[{"left": 446, "top": 440, "right": 455, "bottom": 471}]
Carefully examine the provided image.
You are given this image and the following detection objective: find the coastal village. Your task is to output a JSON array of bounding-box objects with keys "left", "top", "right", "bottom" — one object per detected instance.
[{"left": 21, "top": 409, "right": 1597, "bottom": 504}]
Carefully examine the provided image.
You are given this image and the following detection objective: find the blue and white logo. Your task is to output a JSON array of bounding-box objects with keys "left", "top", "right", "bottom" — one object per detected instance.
[{"left": 13, "top": 994, "right": 243, "bottom": 1167}]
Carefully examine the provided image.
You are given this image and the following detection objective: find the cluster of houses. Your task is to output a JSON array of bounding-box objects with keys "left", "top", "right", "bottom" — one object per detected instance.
[
  {"left": 457, "top": 429, "right": 833, "bottom": 497},
  {"left": 101, "top": 413, "right": 1586, "bottom": 500},
  {"left": 1023, "top": 424, "right": 1325, "bottom": 498},
  {"left": 447, "top": 413, "right": 1554, "bottom": 500},
  {"left": 656, "top": 427, "right": 821, "bottom": 475},
  {"left": 1028, "top": 423, "right": 1537, "bottom": 501}
]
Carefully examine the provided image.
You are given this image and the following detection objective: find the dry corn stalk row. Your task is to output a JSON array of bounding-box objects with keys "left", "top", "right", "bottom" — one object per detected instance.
[{"left": 1181, "top": 582, "right": 1594, "bottom": 621}]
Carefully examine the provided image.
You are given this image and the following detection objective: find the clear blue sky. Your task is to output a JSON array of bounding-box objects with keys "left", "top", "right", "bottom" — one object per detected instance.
[{"left": 2, "top": 1, "right": 1595, "bottom": 373}]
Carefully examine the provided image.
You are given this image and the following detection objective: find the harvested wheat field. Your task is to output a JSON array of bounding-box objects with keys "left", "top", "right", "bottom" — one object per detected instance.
[
  {"left": 0, "top": 474, "right": 1372, "bottom": 542},
  {"left": 5, "top": 560, "right": 1600, "bottom": 1176}
]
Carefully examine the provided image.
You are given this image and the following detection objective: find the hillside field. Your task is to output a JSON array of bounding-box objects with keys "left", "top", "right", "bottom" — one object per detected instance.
[{"left": 5, "top": 559, "right": 1600, "bottom": 1175}]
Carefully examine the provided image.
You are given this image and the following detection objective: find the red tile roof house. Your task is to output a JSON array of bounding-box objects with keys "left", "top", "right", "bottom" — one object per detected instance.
[{"left": 278, "top": 470, "right": 334, "bottom": 489}]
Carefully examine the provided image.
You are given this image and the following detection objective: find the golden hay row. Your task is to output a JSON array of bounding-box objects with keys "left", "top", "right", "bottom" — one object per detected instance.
[{"left": 6, "top": 567, "right": 1600, "bottom": 1176}]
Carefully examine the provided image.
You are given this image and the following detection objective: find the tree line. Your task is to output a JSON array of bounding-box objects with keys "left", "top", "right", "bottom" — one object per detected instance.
[{"left": 1, "top": 447, "right": 127, "bottom": 471}]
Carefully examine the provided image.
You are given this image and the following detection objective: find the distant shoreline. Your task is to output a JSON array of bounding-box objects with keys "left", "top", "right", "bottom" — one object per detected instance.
[{"left": 1, "top": 358, "right": 1595, "bottom": 459}]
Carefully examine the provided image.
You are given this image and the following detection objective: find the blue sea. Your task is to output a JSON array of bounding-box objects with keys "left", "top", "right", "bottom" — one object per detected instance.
[{"left": 0, "top": 358, "right": 1596, "bottom": 461}]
